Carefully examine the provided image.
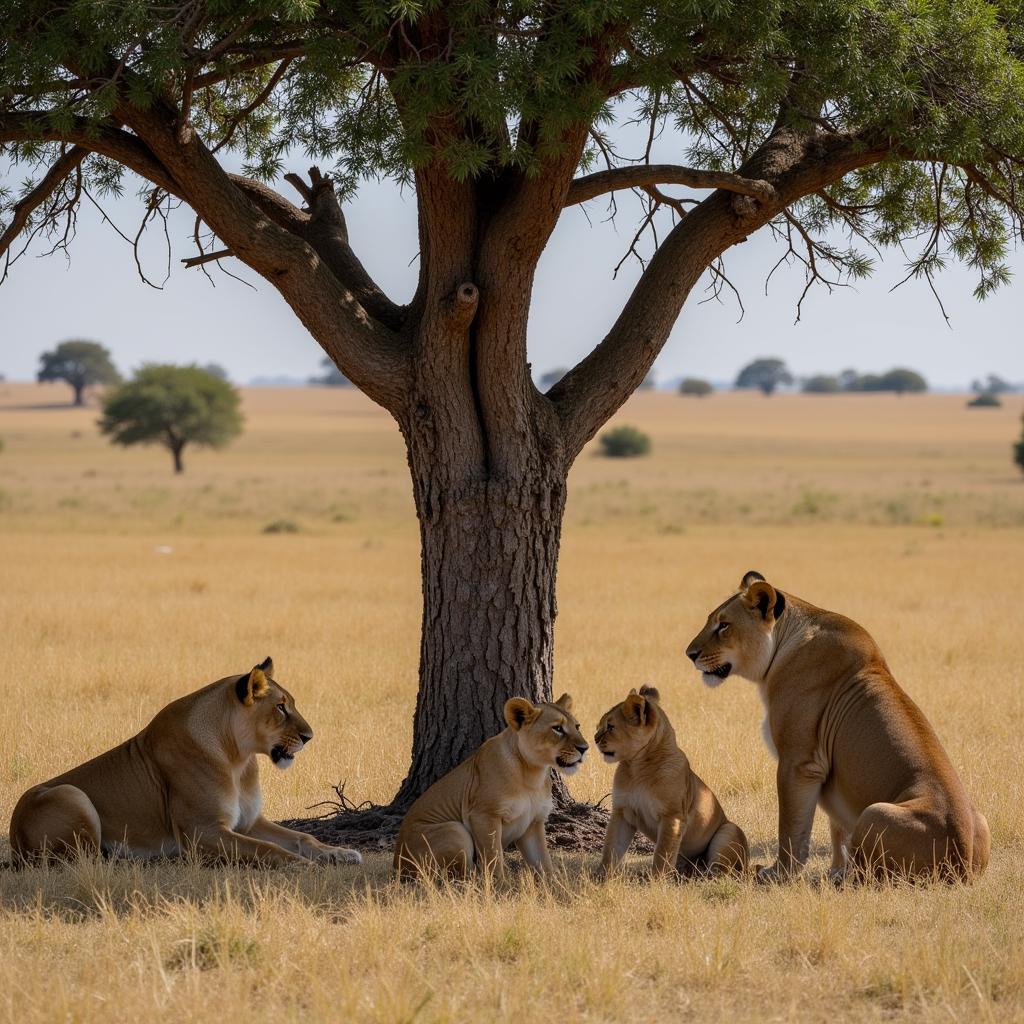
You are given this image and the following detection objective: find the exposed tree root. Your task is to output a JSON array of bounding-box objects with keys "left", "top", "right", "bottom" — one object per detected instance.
[{"left": 281, "top": 782, "right": 652, "bottom": 853}]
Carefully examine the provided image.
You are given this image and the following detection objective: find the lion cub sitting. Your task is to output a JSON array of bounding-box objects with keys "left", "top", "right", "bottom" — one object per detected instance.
[
  {"left": 394, "top": 694, "right": 588, "bottom": 880},
  {"left": 10, "top": 658, "right": 361, "bottom": 868},
  {"left": 595, "top": 686, "right": 748, "bottom": 877}
]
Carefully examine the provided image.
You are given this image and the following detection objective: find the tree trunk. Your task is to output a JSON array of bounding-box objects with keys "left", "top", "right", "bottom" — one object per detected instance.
[
  {"left": 72, "top": 382, "right": 85, "bottom": 406},
  {"left": 392, "top": 394, "right": 569, "bottom": 809},
  {"left": 171, "top": 443, "right": 184, "bottom": 474}
]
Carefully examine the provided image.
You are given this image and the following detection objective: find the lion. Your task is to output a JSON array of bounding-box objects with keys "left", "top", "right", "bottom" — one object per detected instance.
[
  {"left": 686, "top": 572, "right": 991, "bottom": 882},
  {"left": 9, "top": 658, "right": 362, "bottom": 868},
  {"left": 595, "top": 685, "right": 748, "bottom": 878},
  {"left": 393, "top": 693, "right": 588, "bottom": 881}
]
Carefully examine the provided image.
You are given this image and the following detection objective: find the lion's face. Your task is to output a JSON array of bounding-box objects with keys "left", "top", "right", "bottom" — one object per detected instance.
[
  {"left": 594, "top": 686, "right": 661, "bottom": 763},
  {"left": 503, "top": 693, "right": 589, "bottom": 774},
  {"left": 235, "top": 658, "right": 313, "bottom": 770},
  {"left": 686, "top": 571, "right": 786, "bottom": 687}
]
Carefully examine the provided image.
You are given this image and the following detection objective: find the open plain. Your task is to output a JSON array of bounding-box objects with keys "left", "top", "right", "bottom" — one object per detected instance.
[{"left": 0, "top": 381, "right": 1022, "bottom": 1022}]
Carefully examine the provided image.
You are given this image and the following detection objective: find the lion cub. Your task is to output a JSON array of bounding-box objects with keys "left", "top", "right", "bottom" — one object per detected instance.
[
  {"left": 394, "top": 694, "right": 588, "bottom": 881},
  {"left": 595, "top": 686, "right": 748, "bottom": 877}
]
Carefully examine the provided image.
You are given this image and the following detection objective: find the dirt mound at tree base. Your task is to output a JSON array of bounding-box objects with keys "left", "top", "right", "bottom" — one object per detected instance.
[{"left": 282, "top": 783, "right": 652, "bottom": 854}]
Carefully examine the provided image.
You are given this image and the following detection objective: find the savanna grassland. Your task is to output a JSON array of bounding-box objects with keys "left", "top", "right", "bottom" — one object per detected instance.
[{"left": 0, "top": 380, "right": 1022, "bottom": 1023}]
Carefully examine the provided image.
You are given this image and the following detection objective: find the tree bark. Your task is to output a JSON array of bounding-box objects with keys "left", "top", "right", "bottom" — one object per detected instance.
[
  {"left": 171, "top": 442, "right": 184, "bottom": 474},
  {"left": 393, "top": 463, "right": 567, "bottom": 809},
  {"left": 72, "top": 382, "right": 85, "bottom": 406}
]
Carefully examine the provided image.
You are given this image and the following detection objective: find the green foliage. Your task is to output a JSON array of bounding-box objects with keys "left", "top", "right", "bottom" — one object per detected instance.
[
  {"left": 853, "top": 368, "right": 928, "bottom": 393},
  {"left": 599, "top": 425, "right": 650, "bottom": 458},
  {"left": 37, "top": 340, "right": 120, "bottom": 404},
  {"left": 679, "top": 377, "right": 713, "bottom": 397},
  {"left": 2, "top": 0, "right": 1024, "bottom": 304},
  {"left": 802, "top": 375, "right": 841, "bottom": 394},
  {"left": 967, "top": 391, "right": 1002, "bottom": 407},
  {"left": 735, "top": 358, "right": 793, "bottom": 396},
  {"left": 99, "top": 364, "right": 243, "bottom": 473},
  {"left": 972, "top": 374, "right": 1014, "bottom": 394}
]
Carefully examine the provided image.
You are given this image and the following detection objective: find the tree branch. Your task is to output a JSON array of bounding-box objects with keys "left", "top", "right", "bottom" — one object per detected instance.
[
  {"left": 0, "top": 145, "right": 88, "bottom": 266},
  {"left": 565, "top": 164, "right": 777, "bottom": 207},
  {"left": 550, "top": 132, "right": 890, "bottom": 460}
]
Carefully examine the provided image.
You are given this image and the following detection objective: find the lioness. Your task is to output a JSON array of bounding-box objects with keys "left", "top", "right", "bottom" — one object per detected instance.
[
  {"left": 686, "top": 572, "right": 990, "bottom": 882},
  {"left": 10, "top": 658, "right": 361, "bottom": 867},
  {"left": 595, "top": 685, "right": 748, "bottom": 878},
  {"left": 394, "top": 694, "right": 588, "bottom": 880}
]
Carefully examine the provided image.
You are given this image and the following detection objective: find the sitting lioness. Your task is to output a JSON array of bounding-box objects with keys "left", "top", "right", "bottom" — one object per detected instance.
[
  {"left": 595, "top": 686, "right": 748, "bottom": 877},
  {"left": 687, "top": 572, "right": 990, "bottom": 882},
  {"left": 394, "top": 694, "right": 588, "bottom": 880},
  {"left": 10, "top": 658, "right": 361, "bottom": 868}
]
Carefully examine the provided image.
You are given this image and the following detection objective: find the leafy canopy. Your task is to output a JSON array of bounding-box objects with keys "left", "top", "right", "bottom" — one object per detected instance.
[
  {"left": 735, "top": 357, "right": 794, "bottom": 394},
  {"left": 37, "top": 339, "right": 120, "bottom": 394},
  {"left": 99, "top": 363, "right": 243, "bottom": 455},
  {"left": 2, "top": 0, "right": 1024, "bottom": 298}
]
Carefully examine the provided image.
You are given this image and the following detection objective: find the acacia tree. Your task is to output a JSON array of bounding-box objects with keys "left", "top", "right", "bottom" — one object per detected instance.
[
  {"left": 99, "top": 363, "right": 243, "bottom": 472},
  {"left": 3, "top": 1, "right": 1024, "bottom": 810},
  {"left": 37, "top": 339, "right": 120, "bottom": 406}
]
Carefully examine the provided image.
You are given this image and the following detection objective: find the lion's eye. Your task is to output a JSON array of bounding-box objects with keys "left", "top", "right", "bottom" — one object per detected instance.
[
  {"left": 276, "top": 703, "right": 287, "bottom": 716},
  {"left": 605, "top": 723, "right": 614, "bottom": 733},
  {"left": 552, "top": 725, "right": 565, "bottom": 735},
  {"left": 717, "top": 622, "right": 730, "bottom": 634}
]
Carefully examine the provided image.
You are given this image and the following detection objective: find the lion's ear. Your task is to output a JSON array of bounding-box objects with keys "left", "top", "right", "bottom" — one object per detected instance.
[
  {"left": 740, "top": 570, "right": 766, "bottom": 590},
  {"left": 743, "top": 580, "right": 785, "bottom": 622},
  {"left": 236, "top": 665, "right": 272, "bottom": 706},
  {"left": 504, "top": 698, "right": 540, "bottom": 731},
  {"left": 257, "top": 655, "right": 274, "bottom": 678},
  {"left": 623, "top": 692, "right": 650, "bottom": 726},
  {"left": 554, "top": 692, "right": 573, "bottom": 713},
  {"left": 638, "top": 684, "right": 661, "bottom": 702}
]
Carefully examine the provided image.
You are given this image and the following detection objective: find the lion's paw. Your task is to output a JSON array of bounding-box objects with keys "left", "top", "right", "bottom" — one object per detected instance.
[{"left": 315, "top": 845, "right": 362, "bottom": 866}]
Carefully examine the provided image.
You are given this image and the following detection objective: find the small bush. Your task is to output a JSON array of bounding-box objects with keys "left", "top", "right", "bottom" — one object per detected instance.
[
  {"left": 967, "top": 392, "right": 1001, "bottom": 408},
  {"left": 679, "top": 377, "right": 713, "bottom": 397},
  {"left": 262, "top": 518, "right": 300, "bottom": 534},
  {"left": 599, "top": 425, "right": 651, "bottom": 458}
]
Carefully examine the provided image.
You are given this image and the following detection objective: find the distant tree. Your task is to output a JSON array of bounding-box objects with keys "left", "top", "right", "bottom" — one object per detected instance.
[
  {"left": 852, "top": 373, "right": 883, "bottom": 391},
  {"left": 309, "top": 356, "right": 352, "bottom": 387},
  {"left": 802, "top": 374, "right": 841, "bottom": 393},
  {"left": 967, "top": 392, "right": 1002, "bottom": 407},
  {"left": 838, "top": 369, "right": 861, "bottom": 392},
  {"left": 972, "top": 374, "right": 1013, "bottom": 394},
  {"left": 37, "top": 340, "right": 120, "bottom": 406},
  {"left": 599, "top": 425, "right": 651, "bottom": 458},
  {"left": 539, "top": 367, "right": 569, "bottom": 390},
  {"left": 99, "top": 364, "right": 243, "bottom": 473},
  {"left": 639, "top": 369, "right": 657, "bottom": 390},
  {"left": 201, "top": 363, "right": 230, "bottom": 382},
  {"left": 735, "top": 358, "right": 794, "bottom": 396},
  {"left": 679, "top": 377, "right": 713, "bottom": 397},
  {"left": 1016, "top": 415, "right": 1024, "bottom": 476},
  {"left": 879, "top": 368, "right": 928, "bottom": 394}
]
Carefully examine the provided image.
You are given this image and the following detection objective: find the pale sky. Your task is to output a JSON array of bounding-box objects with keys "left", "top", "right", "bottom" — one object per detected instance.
[{"left": 1, "top": 151, "right": 1021, "bottom": 390}]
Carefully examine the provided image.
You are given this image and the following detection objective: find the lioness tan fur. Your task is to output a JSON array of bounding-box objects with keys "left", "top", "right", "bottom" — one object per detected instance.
[
  {"left": 394, "top": 694, "right": 588, "bottom": 880},
  {"left": 595, "top": 686, "right": 748, "bottom": 877},
  {"left": 10, "top": 658, "right": 361, "bottom": 867},
  {"left": 687, "top": 572, "right": 990, "bottom": 882}
]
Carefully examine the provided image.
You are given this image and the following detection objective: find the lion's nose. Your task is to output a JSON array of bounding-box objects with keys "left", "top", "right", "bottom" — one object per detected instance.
[
  {"left": 686, "top": 645, "right": 701, "bottom": 662},
  {"left": 575, "top": 742, "right": 589, "bottom": 755},
  {"left": 299, "top": 730, "right": 313, "bottom": 745}
]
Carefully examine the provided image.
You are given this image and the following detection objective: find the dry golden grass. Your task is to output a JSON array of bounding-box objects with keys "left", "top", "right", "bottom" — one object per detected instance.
[{"left": 0, "top": 381, "right": 1023, "bottom": 1022}]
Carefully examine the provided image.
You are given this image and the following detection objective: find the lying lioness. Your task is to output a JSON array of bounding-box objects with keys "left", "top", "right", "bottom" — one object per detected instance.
[
  {"left": 595, "top": 686, "right": 748, "bottom": 877},
  {"left": 394, "top": 694, "right": 588, "bottom": 880},
  {"left": 687, "top": 572, "right": 990, "bottom": 881},
  {"left": 10, "top": 658, "right": 361, "bottom": 868}
]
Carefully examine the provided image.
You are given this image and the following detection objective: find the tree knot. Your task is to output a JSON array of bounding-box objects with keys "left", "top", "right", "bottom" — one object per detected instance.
[{"left": 445, "top": 282, "right": 480, "bottom": 329}]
